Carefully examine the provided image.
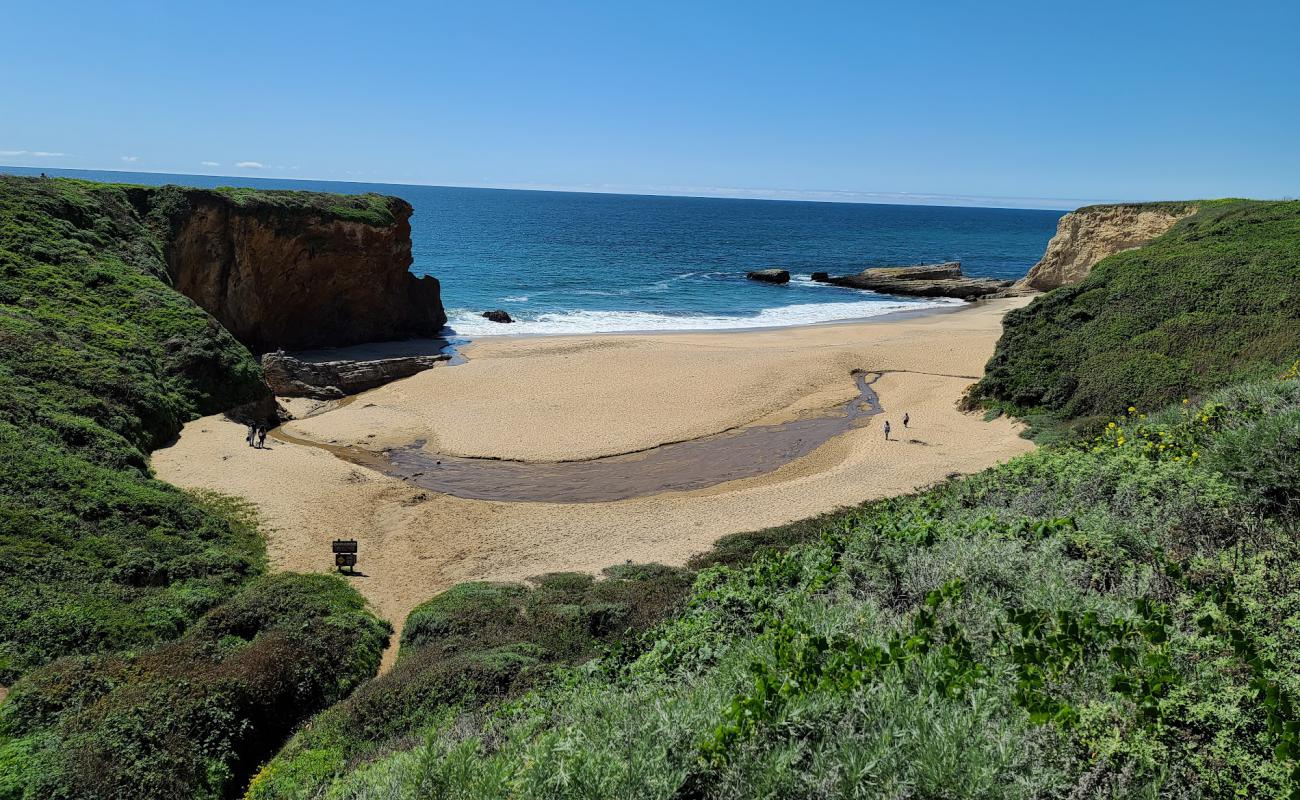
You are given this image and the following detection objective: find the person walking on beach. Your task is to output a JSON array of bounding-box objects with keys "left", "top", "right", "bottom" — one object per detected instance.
[
  {"left": 246, "top": 423, "right": 256, "bottom": 447},
  {"left": 883, "top": 420, "right": 892, "bottom": 440},
  {"left": 903, "top": 412, "right": 910, "bottom": 429},
  {"left": 257, "top": 425, "right": 268, "bottom": 449}
]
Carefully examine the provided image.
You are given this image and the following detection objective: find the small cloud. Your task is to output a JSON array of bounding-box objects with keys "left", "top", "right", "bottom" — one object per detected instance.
[
  {"left": 235, "top": 161, "right": 264, "bottom": 169},
  {"left": 0, "top": 149, "right": 67, "bottom": 158},
  {"left": 201, "top": 161, "right": 220, "bottom": 167},
  {"left": 120, "top": 155, "right": 139, "bottom": 162}
]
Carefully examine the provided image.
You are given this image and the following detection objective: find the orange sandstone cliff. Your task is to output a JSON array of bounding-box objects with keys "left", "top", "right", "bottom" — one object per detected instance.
[{"left": 155, "top": 188, "right": 445, "bottom": 352}]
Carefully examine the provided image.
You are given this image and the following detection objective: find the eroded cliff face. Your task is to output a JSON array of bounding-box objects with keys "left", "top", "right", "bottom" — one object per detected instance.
[
  {"left": 162, "top": 190, "right": 445, "bottom": 352},
  {"left": 1017, "top": 203, "right": 1196, "bottom": 291}
]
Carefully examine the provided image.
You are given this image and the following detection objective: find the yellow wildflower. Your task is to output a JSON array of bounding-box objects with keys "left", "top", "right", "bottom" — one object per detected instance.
[
  {"left": 1128, "top": 406, "right": 1137, "bottom": 413},
  {"left": 1108, "top": 422, "right": 1116, "bottom": 429}
]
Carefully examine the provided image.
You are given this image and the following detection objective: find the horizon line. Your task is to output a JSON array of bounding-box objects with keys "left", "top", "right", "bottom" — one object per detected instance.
[{"left": 1, "top": 163, "right": 1114, "bottom": 211}]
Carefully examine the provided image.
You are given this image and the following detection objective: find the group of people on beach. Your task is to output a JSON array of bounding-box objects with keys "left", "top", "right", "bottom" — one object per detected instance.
[
  {"left": 883, "top": 412, "right": 910, "bottom": 441},
  {"left": 246, "top": 423, "right": 268, "bottom": 449}
]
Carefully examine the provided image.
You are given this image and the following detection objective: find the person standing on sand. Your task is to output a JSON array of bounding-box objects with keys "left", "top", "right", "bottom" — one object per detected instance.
[
  {"left": 884, "top": 420, "right": 892, "bottom": 440},
  {"left": 257, "top": 425, "right": 267, "bottom": 449},
  {"left": 903, "top": 413, "right": 910, "bottom": 428},
  {"left": 246, "top": 424, "right": 256, "bottom": 447}
]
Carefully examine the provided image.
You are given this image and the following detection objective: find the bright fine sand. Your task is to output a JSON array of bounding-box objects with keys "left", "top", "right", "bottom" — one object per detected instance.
[{"left": 153, "top": 297, "right": 1035, "bottom": 668}]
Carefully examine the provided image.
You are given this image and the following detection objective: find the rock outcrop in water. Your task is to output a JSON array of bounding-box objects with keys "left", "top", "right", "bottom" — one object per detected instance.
[
  {"left": 747, "top": 269, "right": 791, "bottom": 284},
  {"left": 262, "top": 350, "right": 452, "bottom": 399},
  {"left": 158, "top": 189, "right": 446, "bottom": 352},
  {"left": 1015, "top": 203, "right": 1196, "bottom": 291},
  {"left": 482, "top": 309, "right": 514, "bottom": 323},
  {"left": 825, "top": 262, "right": 1011, "bottom": 299}
]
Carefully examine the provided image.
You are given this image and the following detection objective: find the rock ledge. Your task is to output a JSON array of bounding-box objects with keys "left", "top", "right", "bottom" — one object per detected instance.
[
  {"left": 824, "top": 262, "right": 1011, "bottom": 300},
  {"left": 262, "top": 351, "right": 451, "bottom": 399}
]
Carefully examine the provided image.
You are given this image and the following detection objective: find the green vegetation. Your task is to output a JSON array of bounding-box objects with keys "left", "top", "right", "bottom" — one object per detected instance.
[
  {"left": 0, "top": 175, "right": 403, "bottom": 795},
  {"left": 0, "top": 573, "right": 389, "bottom": 799},
  {"left": 207, "top": 187, "right": 401, "bottom": 227},
  {"left": 253, "top": 379, "right": 1300, "bottom": 798},
  {"left": 0, "top": 174, "right": 271, "bottom": 680},
  {"left": 247, "top": 566, "right": 695, "bottom": 798},
  {"left": 973, "top": 199, "right": 1300, "bottom": 431}
]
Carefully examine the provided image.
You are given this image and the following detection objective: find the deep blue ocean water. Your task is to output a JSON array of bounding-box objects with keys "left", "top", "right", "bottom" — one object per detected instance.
[{"left": 4, "top": 167, "right": 1064, "bottom": 336}]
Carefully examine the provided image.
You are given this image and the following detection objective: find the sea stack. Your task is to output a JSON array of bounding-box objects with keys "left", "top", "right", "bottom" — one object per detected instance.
[{"left": 746, "top": 269, "right": 790, "bottom": 284}]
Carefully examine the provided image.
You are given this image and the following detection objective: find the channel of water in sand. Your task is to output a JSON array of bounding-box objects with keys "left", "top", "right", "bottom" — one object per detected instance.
[{"left": 273, "top": 370, "right": 883, "bottom": 503}]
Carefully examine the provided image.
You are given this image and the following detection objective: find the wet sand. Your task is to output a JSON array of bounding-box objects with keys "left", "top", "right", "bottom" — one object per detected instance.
[
  {"left": 276, "top": 370, "right": 885, "bottom": 503},
  {"left": 153, "top": 297, "right": 1034, "bottom": 669}
]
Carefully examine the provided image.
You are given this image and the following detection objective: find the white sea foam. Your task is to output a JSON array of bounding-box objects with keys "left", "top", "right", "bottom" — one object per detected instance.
[{"left": 446, "top": 297, "right": 962, "bottom": 337}]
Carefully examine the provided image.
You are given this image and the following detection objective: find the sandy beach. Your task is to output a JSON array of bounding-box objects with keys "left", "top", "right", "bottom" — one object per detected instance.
[{"left": 153, "top": 297, "right": 1034, "bottom": 668}]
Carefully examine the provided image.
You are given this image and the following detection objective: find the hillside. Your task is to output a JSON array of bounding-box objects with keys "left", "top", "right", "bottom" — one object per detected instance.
[
  {"left": 0, "top": 176, "right": 414, "bottom": 797},
  {"left": 974, "top": 199, "right": 1300, "bottom": 426},
  {"left": 0, "top": 175, "right": 272, "bottom": 681}
]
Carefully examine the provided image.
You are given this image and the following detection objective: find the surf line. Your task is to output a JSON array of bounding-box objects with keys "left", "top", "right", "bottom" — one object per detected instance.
[{"left": 275, "top": 371, "right": 883, "bottom": 504}]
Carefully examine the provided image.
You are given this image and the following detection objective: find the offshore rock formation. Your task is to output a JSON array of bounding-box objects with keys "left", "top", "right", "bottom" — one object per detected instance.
[
  {"left": 482, "top": 309, "right": 514, "bottom": 323},
  {"left": 1016, "top": 203, "right": 1196, "bottom": 291},
  {"left": 826, "top": 262, "right": 1011, "bottom": 299},
  {"left": 262, "top": 350, "right": 451, "bottom": 399},
  {"left": 747, "top": 268, "right": 791, "bottom": 284},
  {"left": 160, "top": 189, "right": 446, "bottom": 352}
]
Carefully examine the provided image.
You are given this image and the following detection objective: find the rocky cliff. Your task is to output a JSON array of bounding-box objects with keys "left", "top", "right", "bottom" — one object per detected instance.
[
  {"left": 1017, "top": 203, "right": 1196, "bottom": 291},
  {"left": 157, "top": 188, "right": 446, "bottom": 352}
]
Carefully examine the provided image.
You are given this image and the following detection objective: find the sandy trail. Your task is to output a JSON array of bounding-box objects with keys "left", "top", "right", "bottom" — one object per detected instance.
[{"left": 153, "top": 298, "right": 1034, "bottom": 669}]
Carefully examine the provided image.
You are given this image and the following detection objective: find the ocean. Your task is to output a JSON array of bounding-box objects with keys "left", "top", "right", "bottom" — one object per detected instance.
[{"left": 3, "top": 167, "right": 1064, "bottom": 336}]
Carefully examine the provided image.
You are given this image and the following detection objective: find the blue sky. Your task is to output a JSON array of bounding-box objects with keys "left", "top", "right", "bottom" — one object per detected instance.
[{"left": 2, "top": 0, "right": 1297, "bottom": 209}]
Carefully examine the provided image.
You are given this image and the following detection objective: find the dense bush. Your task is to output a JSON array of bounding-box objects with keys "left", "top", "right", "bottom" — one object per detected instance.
[
  {"left": 274, "top": 381, "right": 1300, "bottom": 798},
  {"left": 0, "top": 175, "right": 274, "bottom": 681},
  {"left": 0, "top": 573, "right": 389, "bottom": 800},
  {"left": 973, "top": 199, "right": 1300, "bottom": 428},
  {"left": 246, "top": 566, "right": 695, "bottom": 798}
]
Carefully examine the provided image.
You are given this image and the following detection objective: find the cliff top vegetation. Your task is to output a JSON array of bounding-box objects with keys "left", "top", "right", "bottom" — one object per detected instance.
[{"left": 974, "top": 198, "right": 1300, "bottom": 433}]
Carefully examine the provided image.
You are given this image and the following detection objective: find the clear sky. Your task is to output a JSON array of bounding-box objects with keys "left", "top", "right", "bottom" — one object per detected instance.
[{"left": 3, "top": 0, "right": 1297, "bottom": 209}]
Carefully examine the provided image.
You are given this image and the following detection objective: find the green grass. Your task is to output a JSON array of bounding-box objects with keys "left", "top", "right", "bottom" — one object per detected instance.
[
  {"left": 206, "top": 187, "right": 401, "bottom": 227},
  {"left": 254, "top": 380, "right": 1300, "bottom": 799},
  {"left": 973, "top": 199, "right": 1300, "bottom": 433}
]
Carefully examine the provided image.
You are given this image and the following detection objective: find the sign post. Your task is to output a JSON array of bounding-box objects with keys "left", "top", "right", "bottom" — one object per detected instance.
[{"left": 332, "top": 539, "right": 358, "bottom": 574}]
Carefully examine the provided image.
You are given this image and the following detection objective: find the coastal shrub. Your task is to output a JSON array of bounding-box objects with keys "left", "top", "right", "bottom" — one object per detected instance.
[
  {"left": 245, "top": 564, "right": 695, "bottom": 798},
  {"left": 276, "top": 382, "right": 1300, "bottom": 799},
  {"left": 0, "top": 573, "right": 389, "bottom": 800},
  {"left": 973, "top": 199, "right": 1300, "bottom": 427},
  {"left": 0, "top": 175, "right": 272, "bottom": 680}
]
